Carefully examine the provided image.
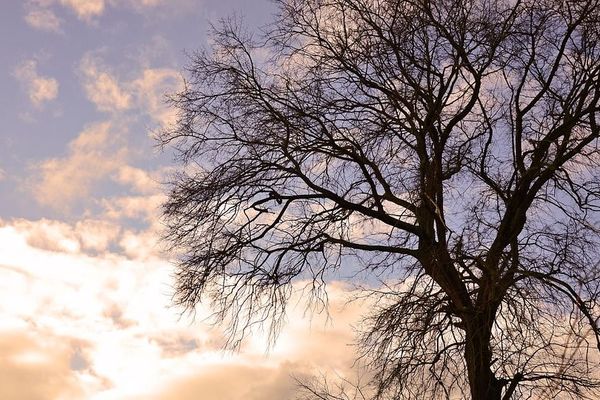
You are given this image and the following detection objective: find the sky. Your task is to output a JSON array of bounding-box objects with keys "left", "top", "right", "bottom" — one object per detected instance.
[{"left": 0, "top": 1, "right": 365, "bottom": 398}]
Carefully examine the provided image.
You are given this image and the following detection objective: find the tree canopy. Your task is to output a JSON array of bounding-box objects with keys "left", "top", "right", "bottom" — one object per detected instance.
[{"left": 160, "top": 0, "right": 600, "bottom": 399}]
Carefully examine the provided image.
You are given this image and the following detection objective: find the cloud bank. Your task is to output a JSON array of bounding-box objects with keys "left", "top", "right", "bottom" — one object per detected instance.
[{"left": 0, "top": 218, "right": 365, "bottom": 399}]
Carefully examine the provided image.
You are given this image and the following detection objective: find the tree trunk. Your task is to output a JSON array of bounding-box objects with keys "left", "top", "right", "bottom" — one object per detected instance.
[{"left": 465, "top": 316, "right": 503, "bottom": 400}]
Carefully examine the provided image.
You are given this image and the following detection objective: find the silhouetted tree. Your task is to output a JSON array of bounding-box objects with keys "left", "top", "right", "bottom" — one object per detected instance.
[{"left": 160, "top": 0, "right": 600, "bottom": 398}]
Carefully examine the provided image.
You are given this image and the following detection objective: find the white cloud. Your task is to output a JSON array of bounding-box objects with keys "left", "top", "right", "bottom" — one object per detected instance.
[
  {"left": 14, "top": 218, "right": 82, "bottom": 253},
  {"left": 24, "top": 0, "right": 178, "bottom": 27},
  {"left": 0, "top": 218, "right": 365, "bottom": 400},
  {"left": 0, "top": 331, "right": 88, "bottom": 400},
  {"left": 64, "top": 0, "right": 174, "bottom": 20},
  {"left": 131, "top": 68, "right": 182, "bottom": 128},
  {"left": 32, "top": 121, "right": 128, "bottom": 210},
  {"left": 79, "top": 55, "right": 132, "bottom": 113},
  {"left": 60, "top": 0, "right": 105, "bottom": 21},
  {"left": 24, "top": 0, "right": 104, "bottom": 25},
  {"left": 77, "top": 52, "right": 181, "bottom": 123},
  {"left": 12, "top": 218, "right": 121, "bottom": 254},
  {"left": 14, "top": 60, "right": 59, "bottom": 107},
  {"left": 76, "top": 219, "right": 122, "bottom": 252},
  {"left": 77, "top": 52, "right": 182, "bottom": 128},
  {"left": 114, "top": 165, "right": 161, "bottom": 194},
  {"left": 99, "top": 191, "right": 166, "bottom": 259},
  {"left": 101, "top": 194, "right": 165, "bottom": 221},
  {"left": 24, "top": 8, "right": 62, "bottom": 32}
]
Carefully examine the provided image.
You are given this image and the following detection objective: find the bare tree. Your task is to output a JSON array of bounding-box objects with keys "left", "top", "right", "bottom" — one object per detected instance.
[{"left": 159, "top": 0, "right": 600, "bottom": 399}]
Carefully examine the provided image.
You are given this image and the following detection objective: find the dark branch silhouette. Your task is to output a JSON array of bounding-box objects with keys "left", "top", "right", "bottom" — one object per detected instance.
[{"left": 160, "top": 0, "right": 600, "bottom": 398}]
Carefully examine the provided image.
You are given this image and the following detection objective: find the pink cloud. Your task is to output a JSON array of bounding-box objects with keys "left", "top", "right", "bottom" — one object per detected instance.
[{"left": 0, "top": 219, "right": 366, "bottom": 399}]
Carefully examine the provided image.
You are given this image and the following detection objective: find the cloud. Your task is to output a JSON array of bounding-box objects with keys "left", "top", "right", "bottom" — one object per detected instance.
[
  {"left": 60, "top": 0, "right": 105, "bottom": 21},
  {"left": 0, "top": 221, "right": 166, "bottom": 397},
  {"left": 14, "top": 60, "right": 59, "bottom": 107},
  {"left": 131, "top": 68, "right": 181, "bottom": 127},
  {"left": 24, "top": 8, "right": 62, "bottom": 32},
  {"left": 149, "top": 364, "right": 298, "bottom": 400},
  {"left": 0, "top": 218, "right": 366, "bottom": 400},
  {"left": 76, "top": 219, "right": 122, "bottom": 252},
  {"left": 0, "top": 331, "right": 87, "bottom": 400},
  {"left": 78, "top": 53, "right": 181, "bottom": 122},
  {"left": 32, "top": 121, "right": 128, "bottom": 210},
  {"left": 31, "top": 56, "right": 180, "bottom": 215},
  {"left": 114, "top": 165, "right": 161, "bottom": 195},
  {"left": 24, "top": 0, "right": 177, "bottom": 27},
  {"left": 98, "top": 190, "right": 166, "bottom": 260},
  {"left": 77, "top": 52, "right": 181, "bottom": 127},
  {"left": 14, "top": 218, "right": 82, "bottom": 253},
  {"left": 102, "top": 194, "right": 165, "bottom": 221},
  {"left": 79, "top": 55, "right": 132, "bottom": 113},
  {"left": 12, "top": 218, "right": 122, "bottom": 254},
  {"left": 145, "top": 282, "right": 366, "bottom": 400},
  {"left": 66, "top": 0, "right": 174, "bottom": 20},
  {"left": 118, "top": 225, "right": 162, "bottom": 259},
  {"left": 28, "top": 54, "right": 179, "bottom": 214}
]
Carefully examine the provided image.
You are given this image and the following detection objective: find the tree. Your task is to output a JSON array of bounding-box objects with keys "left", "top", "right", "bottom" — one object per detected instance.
[{"left": 159, "top": 0, "right": 600, "bottom": 398}]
